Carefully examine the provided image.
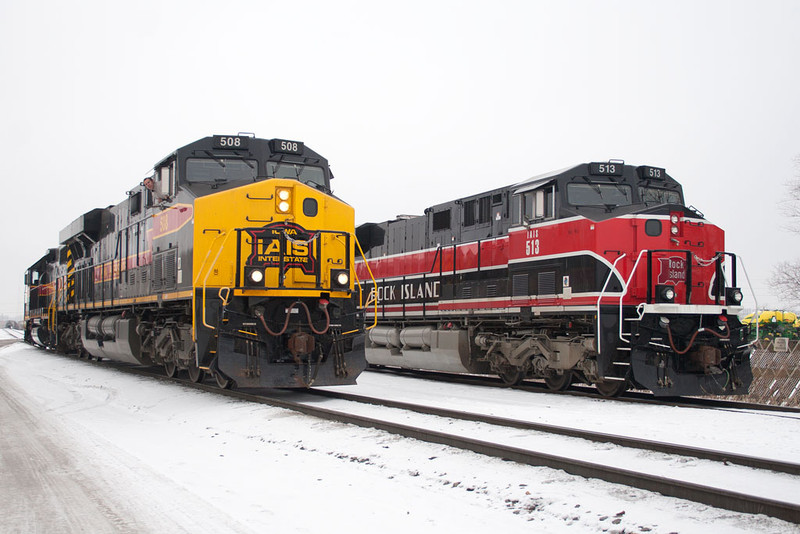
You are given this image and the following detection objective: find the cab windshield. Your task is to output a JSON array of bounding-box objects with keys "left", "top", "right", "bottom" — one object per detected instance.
[
  {"left": 641, "top": 187, "right": 682, "bottom": 205},
  {"left": 266, "top": 162, "right": 326, "bottom": 189},
  {"left": 186, "top": 158, "right": 258, "bottom": 183},
  {"left": 567, "top": 183, "right": 632, "bottom": 207}
]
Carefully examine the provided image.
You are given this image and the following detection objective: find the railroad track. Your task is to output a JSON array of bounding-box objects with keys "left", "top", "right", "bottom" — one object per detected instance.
[
  {"left": 307, "top": 388, "right": 800, "bottom": 475},
  {"left": 191, "top": 379, "right": 800, "bottom": 523},
  {"left": 368, "top": 366, "right": 800, "bottom": 416},
  {"left": 47, "top": 350, "right": 800, "bottom": 524},
  {"left": 0, "top": 328, "right": 24, "bottom": 348}
]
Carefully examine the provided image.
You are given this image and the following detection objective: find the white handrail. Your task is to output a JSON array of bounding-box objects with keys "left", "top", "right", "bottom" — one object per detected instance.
[
  {"left": 599, "top": 249, "right": 760, "bottom": 352},
  {"left": 617, "top": 250, "right": 650, "bottom": 344},
  {"left": 736, "top": 256, "right": 760, "bottom": 344},
  {"left": 595, "top": 253, "right": 628, "bottom": 355}
]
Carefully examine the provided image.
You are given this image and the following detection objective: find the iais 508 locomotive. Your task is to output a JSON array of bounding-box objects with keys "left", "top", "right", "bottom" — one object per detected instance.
[
  {"left": 24, "top": 135, "right": 368, "bottom": 388},
  {"left": 356, "top": 162, "right": 753, "bottom": 396}
]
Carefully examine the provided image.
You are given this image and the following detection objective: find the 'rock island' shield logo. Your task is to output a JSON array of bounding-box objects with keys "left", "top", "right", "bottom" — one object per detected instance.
[
  {"left": 657, "top": 256, "right": 687, "bottom": 285},
  {"left": 245, "top": 221, "right": 318, "bottom": 275}
]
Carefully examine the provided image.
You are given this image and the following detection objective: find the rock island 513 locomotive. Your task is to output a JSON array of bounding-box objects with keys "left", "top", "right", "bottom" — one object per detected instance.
[
  {"left": 355, "top": 161, "right": 753, "bottom": 396},
  {"left": 24, "top": 134, "right": 368, "bottom": 388}
]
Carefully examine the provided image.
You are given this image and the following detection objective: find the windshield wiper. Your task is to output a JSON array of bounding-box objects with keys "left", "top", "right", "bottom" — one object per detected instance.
[
  {"left": 203, "top": 150, "right": 226, "bottom": 169},
  {"left": 611, "top": 183, "right": 628, "bottom": 201},
  {"left": 604, "top": 174, "right": 629, "bottom": 201},
  {"left": 581, "top": 176, "right": 602, "bottom": 195}
]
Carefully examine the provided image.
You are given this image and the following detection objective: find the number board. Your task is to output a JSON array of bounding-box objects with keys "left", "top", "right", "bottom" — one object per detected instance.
[
  {"left": 271, "top": 139, "right": 304, "bottom": 155},
  {"left": 212, "top": 135, "right": 250, "bottom": 150},
  {"left": 637, "top": 166, "right": 666, "bottom": 180},
  {"left": 589, "top": 162, "right": 624, "bottom": 176}
]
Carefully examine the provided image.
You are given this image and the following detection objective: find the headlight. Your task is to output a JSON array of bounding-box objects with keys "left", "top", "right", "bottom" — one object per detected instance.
[
  {"left": 725, "top": 287, "right": 743, "bottom": 305},
  {"left": 670, "top": 214, "right": 679, "bottom": 224},
  {"left": 656, "top": 284, "right": 675, "bottom": 303},
  {"left": 331, "top": 269, "right": 350, "bottom": 288},
  {"left": 245, "top": 267, "right": 265, "bottom": 286},
  {"left": 670, "top": 225, "right": 679, "bottom": 235},
  {"left": 276, "top": 189, "right": 291, "bottom": 213}
]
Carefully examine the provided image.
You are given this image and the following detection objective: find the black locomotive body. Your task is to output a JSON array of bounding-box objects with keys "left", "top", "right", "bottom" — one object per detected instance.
[{"left": 24, "top": 135, "right": 368, "bottom": 388}]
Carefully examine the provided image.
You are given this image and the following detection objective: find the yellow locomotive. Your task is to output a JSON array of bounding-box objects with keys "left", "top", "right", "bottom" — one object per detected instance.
[{"left": 24, "top": 135, "right": 369, "bottom": 388}]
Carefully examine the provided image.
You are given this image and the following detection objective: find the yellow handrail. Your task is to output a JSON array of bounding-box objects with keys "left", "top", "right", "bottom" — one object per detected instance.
[
  {"left": 353, "top": 235, "right": 378, "bottom": 331},
  {"left": 192, "top": 230, "right": 234, "bottom": 341},
  {"left": 48, "top": 297, "right": 57, "bottom": 342}
]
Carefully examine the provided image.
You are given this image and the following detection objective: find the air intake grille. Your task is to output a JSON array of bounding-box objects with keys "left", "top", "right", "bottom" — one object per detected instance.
[
  {"left": 538, "top": 271, "right": 556, "bottom": 295},
  {"left": 512, "top": 274, "right": 528, "bottom": 297},
  {"left": 152, "top": 249, "right": 177, "bottom": 291}
]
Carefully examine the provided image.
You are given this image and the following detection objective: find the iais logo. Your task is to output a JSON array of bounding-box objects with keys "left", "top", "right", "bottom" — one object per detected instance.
[{"left": 245, "top": 221, "right": 318, "bottom": 275}]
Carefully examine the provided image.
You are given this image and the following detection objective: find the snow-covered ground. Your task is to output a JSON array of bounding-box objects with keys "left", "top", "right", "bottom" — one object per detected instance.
[
  {"left": 319, "top": 371, "right": 800, "bottom": 465},
  {"left": 1, "top": 341, "right": 798, "bottom": 534},
  {"left": 0, "top": 328, "right": 23, "bottom": 340}
]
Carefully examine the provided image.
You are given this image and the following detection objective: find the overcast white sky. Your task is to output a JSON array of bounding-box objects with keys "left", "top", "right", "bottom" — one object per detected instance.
[{"left": 1, "top": 0, "right": 799, "bottom": 317}]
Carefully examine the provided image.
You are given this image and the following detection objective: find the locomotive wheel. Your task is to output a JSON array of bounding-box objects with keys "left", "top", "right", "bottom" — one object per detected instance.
[
  {"left": 164, "top": 361, "right": 177, "bottom": 378},
  {"left": 594, "top": 379, "right": 628, "bottom": 397},
  {"left": 188, "top": 364, "right": 205, "bottom": 383},
  {"left": 498, "top": 368, "right": 525, "bottom": 386},
  {"left": 214, "top": 371, "right": 233, "bottom": 390},
  {"left": 544, "top": 370, "right": 573, "bottom": 391}
]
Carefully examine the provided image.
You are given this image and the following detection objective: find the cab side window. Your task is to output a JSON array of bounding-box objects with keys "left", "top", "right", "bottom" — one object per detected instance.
[
  {"left": 149, "top": 163, "right": 175, "bottom": 207},
  {"left": 130, "top": 191, "right": 142, "bottom": 215},
  {"left": 158, "top": 163, "right": 174, "bottom": 198},
  {"left": 513, "top": 186, "right": 554, "bottom": 224}
]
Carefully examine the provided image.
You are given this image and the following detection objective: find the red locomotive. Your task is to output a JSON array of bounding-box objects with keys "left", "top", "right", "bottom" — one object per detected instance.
[{"left": 355, "top": 161, "right": 752, "bottom": 396}]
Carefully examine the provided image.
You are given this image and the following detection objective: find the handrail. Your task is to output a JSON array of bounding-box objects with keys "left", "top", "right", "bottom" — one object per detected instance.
[
  {"left": 595, "top": 253, "right": 628, "bottom": 355},
  {"left": 201, "top": 232, "right": 236, "bottom": 331},
  {"left": 603, "top": 249, "right": 758, "bottom": 351},
  {"left": 192, "top": 229, "right": 380, "bottom": 339},
  {"left": 347, "top": 236, "right": 378, "bottom": 334},
  {"left": 427, "top": 246, "right": 443, "bottom": 274},
  {"left": 736, "top": 256, "right": 760, "bottom": 344},
  {"left": 617, "top": 250, "right": 650, "bottom": 344},
  {"left": 48, "top": 294, "right": 57, "bottom": 345},
  {"left": 191, "top": 230, "right": 230, "bottom": 341}
]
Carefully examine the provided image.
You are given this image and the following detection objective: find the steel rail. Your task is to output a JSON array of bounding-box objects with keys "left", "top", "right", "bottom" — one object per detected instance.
[
  {"left": 368, "top": 367, "right": 800, "bottom": 415},
  {"left": 306, "top": 388, "right": 800, "bottom": 476}
]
